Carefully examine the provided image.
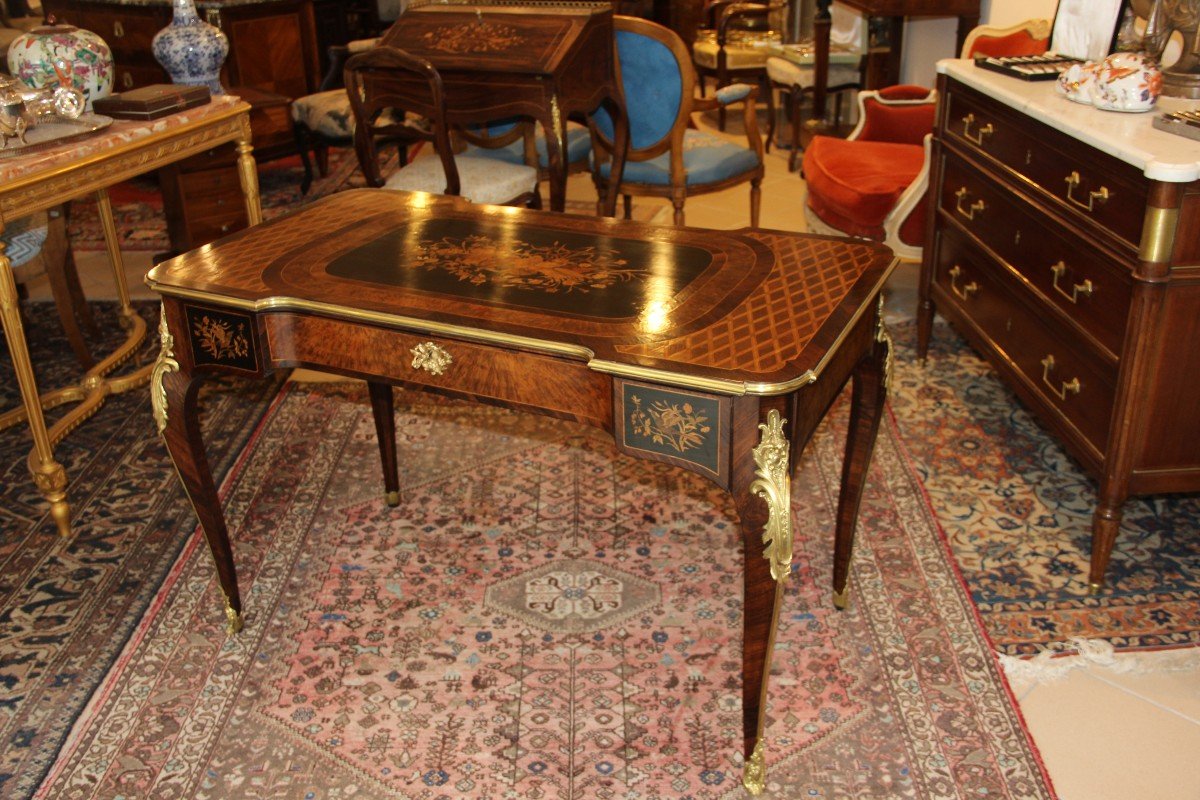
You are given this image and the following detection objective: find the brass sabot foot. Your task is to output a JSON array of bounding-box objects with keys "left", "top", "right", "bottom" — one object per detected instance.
[
  {"left": 224, "top": 598, "right": 244, "bottom": 635},
  {"left": 385, "top": 490, "right": 401, "bottom": 507},
  {"left": 1087, "top": 581, "right": 1104, "bottom": 597},
  {"left": 832, "top": 586, "right": 849, "bottom": 611},
  {"left": 742, "top": 740, "right": 766, "bottom": 795}
]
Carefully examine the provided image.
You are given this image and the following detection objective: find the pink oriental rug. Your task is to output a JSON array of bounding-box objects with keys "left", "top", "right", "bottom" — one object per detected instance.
[{"left": 38, "top": 383, "right": 1053, "bottom": 799}]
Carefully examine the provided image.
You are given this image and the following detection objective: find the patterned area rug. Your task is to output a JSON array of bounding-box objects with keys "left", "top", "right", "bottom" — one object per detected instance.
[
  {"left": 0, "top": 302, "right": 283, "bottom": 798},
  {"left": 890, "top": 320, "right": 1200, "bottom": 656},
  {"left": 65, "top": 150, "right": 654, "bottom": 252},
  {"left": 35, "top": 381, "right": 1052, "bottom": 799}
]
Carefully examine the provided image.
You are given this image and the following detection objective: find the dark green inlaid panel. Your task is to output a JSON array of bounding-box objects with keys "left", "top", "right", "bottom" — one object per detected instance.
[
  {"left": 184, "top": 305, "right": 259, "bottom": 373},
  {"left": 326, "top": 217, "right": 713, "bottom": 319},
  {"left": 616, "top": 381, "right": 729, "bottom": 486}
]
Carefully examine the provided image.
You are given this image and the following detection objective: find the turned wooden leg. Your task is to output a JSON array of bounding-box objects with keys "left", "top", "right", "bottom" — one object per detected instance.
[
  {"left": 832, "top": 309, "right": 891, "bottom": 609},
  {"left": 368, "top": 381, "right": 400, "bottom": 506},
  {"left": 750, "top": 177, "right": 762, "bottom": 229},
  {"left": 154, "top": 349, "right": 244, "bottom": 635},
  {"left": 732, "top": 397, "right": 791, "bottom": 795},
  {"left": 1088, "top": 494, "right": 1125, "bottom": 594}
]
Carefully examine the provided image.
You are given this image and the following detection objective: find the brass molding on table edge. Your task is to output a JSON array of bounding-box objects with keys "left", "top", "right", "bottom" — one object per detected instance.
[
  {"left": 750, "top": 409, "right": 792, "bottom": 584},
  {"left": 151, "top": 309, "right": 180, "bottom": 434},
  {"left": 743, "top": 739, "right": 767, "bottom": 795}
]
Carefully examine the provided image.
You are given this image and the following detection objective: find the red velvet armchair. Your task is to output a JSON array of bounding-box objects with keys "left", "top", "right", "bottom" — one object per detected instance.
[{"left": 800, "top": 19, "right": 1051, "bottom": 261}]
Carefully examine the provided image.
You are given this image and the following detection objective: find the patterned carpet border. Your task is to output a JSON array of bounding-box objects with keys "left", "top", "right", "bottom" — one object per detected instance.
[
  {"left": 889, "top": 319, "right": 1200, "bottom": 656},
  {"left": 35, "top": 381, "right": 1053, "bottom": 799},
  {"left": 0, "top": 302, "right": 284, "bottom": 797}
]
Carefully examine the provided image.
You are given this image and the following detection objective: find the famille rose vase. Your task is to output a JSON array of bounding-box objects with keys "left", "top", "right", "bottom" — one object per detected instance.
[
  {"left": 6, "top": 23, "right": 112, "bottom": 111},
  {"left": 152, "top": 0, "right": 229, "bottom": 94}
]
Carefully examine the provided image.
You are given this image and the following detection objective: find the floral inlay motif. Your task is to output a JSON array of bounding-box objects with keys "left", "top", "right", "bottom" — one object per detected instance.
[
  {"left": 192, "top": 315, "right": 249, "bottom": 361},
  {"left": 414, "top": 234, "right": 641, "bottom": 293},
  {"left": 420, "top": 22, "right": 522, "bottom": 53},
  {"left": 628, "top": 395, "right": 711, "bottom": 453}
]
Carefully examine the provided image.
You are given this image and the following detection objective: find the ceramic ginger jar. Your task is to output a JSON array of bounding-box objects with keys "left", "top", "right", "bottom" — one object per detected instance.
[
  {"left": 152, "top": 0, "right": 229, "bottom": 94},
  {"left": 6, "top": 23, "right": 113, "bottom": 111}
]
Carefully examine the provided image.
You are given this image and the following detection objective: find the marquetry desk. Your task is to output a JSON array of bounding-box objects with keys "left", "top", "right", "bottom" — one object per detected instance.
[
  {"left": 0, "top": 95, "right": 262, "bottom": 538},
  {"left": 146, "top": 188, "right": 895, "bottom": 793},
  {"left": 378, "top": 1, "right": 629, "bottom": 215}
]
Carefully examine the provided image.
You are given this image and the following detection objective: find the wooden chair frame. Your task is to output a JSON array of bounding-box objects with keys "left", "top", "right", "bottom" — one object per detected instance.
[{"left": 591, "top": 15, "right": 764, "bottom": 227}]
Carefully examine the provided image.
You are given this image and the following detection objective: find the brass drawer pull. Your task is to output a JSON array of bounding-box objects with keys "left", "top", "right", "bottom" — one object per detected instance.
[
  {"left": 949, "top": 265, "right": 978, "bottom": 300},
  {"left": 411, "top": 341, "right": 452, "bottom": 375},
  {"left": 961, "top": 113, "right": 994, "bottom": 146},
  {"left": 1040, "top": 354, "right": 1081, "bottom": 400},
  {"left": 121, "top": 72, "right": 134, "bottom": 89},
  {"left": 954, "top": 187, "right": 986, "bottom": 220},
  {"left": 1064, "top": 171, "right": 1111, "bottom": 212},
  {"left": 113, "top": 21, "right": 124, "bottom": 37},
  {"left": 1050, "top": 261, "right": 1094, "bottom": 303}
]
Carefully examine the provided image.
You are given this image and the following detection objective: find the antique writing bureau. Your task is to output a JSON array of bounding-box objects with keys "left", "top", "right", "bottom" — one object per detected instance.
[{"left": 918, "top": 60, "right": 1200, "bottom": 592}]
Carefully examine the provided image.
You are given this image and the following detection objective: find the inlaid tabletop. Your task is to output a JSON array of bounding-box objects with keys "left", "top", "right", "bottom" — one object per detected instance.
[{"left": 147, "top": 189, "right": 894, "bottom": 393}]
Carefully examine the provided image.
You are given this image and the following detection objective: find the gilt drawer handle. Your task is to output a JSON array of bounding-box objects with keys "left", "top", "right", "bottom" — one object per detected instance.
[
  {"left": 949, "top": 265, "right": 979, "bottom": 301},
  {"left": 411, "top": 342, "right": 452, "bottom": 375},
  {"left": 121, "top": 72, "right": 134, "bottom": 89},
  {"left": 1064, "top": 171, "right": 1111, "bottom": 212},
  {"left": 961, "top": 113, "right": 994, "bottom": 146},
  {"left": 113, "top": 21, "right": 124, "bottom": 37},
  {"left": 1040, "top": 354, "right": 1081, "bottom": 400},
  {"left": 954, "top": 187, "right": 986, "bottom": 221},
  {"left": 1050, "top": 261, "right": 1094, "bottom": 303}
]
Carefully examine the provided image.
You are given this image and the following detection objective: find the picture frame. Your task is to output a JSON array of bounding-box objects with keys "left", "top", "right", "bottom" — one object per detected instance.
[{"left": 1050, "top": 0, "right": 1127, "bottom": 61}]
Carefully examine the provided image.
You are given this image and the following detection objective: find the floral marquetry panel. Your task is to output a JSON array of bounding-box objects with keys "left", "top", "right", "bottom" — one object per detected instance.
[
  {"left": 615, "top": 380, "right": 730, "bottom": 487},
  {"left": 183, "top": 305, "right": 259, "bottom": 373}
]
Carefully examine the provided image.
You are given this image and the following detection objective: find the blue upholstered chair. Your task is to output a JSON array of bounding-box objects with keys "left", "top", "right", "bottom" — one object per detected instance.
[
  {"left": 344, "top": 46, "right": 541, "bottom": 208},
  {"left": 590, "top": 16, "right": 765, "bottom": 227},
  {"left": 457, "top": 119, "right": 592, "bottom": 182}
]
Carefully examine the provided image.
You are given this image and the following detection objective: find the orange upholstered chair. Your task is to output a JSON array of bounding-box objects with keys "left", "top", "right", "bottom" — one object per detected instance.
[{"left": 800, "top": 19, "right": 1050, "bottom": 261}]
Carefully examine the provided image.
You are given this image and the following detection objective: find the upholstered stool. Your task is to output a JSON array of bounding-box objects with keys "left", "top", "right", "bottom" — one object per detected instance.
[
  {"left": 291, "top": 37, "right": 380, "bottom": 193},
  {"left": 765, "top": 55, "right": 860, "bottom": 170}
]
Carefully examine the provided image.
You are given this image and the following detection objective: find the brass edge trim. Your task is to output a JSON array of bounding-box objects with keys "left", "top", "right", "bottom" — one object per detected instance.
[
  {"left": 1139, "top": 206, "right": 1178, "bottom": 264},
  {"left": 150, "top": 258, "right": 895, "bottom": 397},
  {"left": 147, "top": 284, "right": 589, "bottom": 359},
  {"left": 590, "top": 359, "right": 749, "bottom": 395}
]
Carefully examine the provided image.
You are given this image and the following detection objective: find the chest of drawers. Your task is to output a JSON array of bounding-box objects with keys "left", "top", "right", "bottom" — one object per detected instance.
[{"left": 918, "top": 61, "right": 1200, "bottom": 592}]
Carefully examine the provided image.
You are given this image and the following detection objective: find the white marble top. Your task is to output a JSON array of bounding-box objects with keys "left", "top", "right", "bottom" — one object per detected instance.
[{"left": 937, "top": 58, "right": 1200, "bottom": 183}]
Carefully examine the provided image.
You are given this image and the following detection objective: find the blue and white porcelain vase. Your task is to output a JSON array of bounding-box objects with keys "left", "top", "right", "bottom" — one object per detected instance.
[{"left": 151, "top": 0, "right": 229, "bottom": 94}]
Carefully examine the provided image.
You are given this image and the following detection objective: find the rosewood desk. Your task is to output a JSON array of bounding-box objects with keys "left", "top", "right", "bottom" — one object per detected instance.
[
  {"left": 0, "top": 95, "right": 262, "bottom": 538},
  {"left": 378, "top": 1, "right": 629, "bottom": 215},
  {"left": 146, "top": 189, "right": 895, "bottom": 793}
]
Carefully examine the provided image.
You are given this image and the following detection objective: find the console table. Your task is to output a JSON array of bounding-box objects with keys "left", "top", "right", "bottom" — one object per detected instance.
[
  {"left": 0, "top": 95, "right": 262, "bottom": 539},
  {"left": 918, "top": 60, "right": 1200, "bottom": 591},
  {"left": 378, "top": 2, "right": 629, "bottom": 215},
  {"left": 146, "top": 188, "right": 895, "bottom": 793}
]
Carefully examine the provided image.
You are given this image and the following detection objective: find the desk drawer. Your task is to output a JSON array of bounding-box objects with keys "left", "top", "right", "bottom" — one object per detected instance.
[
  {"left": 933, "top": 230, "right": 1117, "bottom": 456},
  {"left": 943, "top": 81, "right": 1150, "bottom": 250},
  {"left": 264, "top": 313, "right": 613, "bottom": 428},
  {"left": 939, "top": 153, "right": 1133, "bottom": 359}
]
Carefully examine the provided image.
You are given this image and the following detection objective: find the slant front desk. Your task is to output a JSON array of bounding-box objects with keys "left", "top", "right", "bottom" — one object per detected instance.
[
  {"left": 146, "top": 189, "right": 895, "bottom": 793},
  {"left": 378, "top": 2, "right": 629, "bottom": 214}
]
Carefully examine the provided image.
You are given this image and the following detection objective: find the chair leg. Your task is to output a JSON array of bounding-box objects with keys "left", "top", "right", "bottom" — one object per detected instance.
[
  {"left": 749, "top": 176, "right": 761, "bottom": 228},
  {"left": 788, "top": 88, "right": 802, "bottom": 173},
  {"left": 294, "top": 122, "right": 316, "bottom": 195},
  {"left": 623, "top": 195, "right": 633, "bottom": 220},
  {"left": 672, "top": 198, "right": 685, "bottom": 226},
  {"left": 42, "top": 206, "right": 95, "bottom": 369},
  {"left": 765, "top": 81, "right": 776, "bottom": 154}
]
